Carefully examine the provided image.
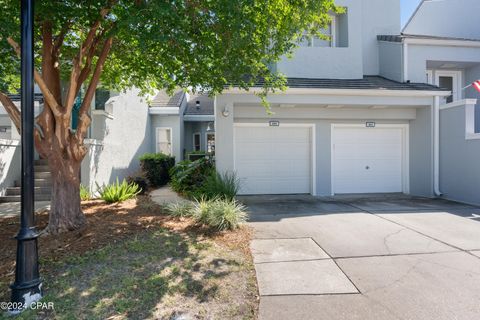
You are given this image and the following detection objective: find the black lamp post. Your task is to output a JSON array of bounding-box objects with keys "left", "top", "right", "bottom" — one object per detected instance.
[{"left": 10, "top": 0, "right": 42, "bottom": 311}]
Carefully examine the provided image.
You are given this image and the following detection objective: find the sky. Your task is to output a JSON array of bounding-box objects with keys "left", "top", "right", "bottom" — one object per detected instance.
[{"left": 401, "top": 0, "right": 423, "bottom": 27}]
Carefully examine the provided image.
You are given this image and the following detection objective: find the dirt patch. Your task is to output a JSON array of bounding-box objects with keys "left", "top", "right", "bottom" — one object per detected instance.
[{"left": 0, "top": 196, "right": 258, "bottom": 319}]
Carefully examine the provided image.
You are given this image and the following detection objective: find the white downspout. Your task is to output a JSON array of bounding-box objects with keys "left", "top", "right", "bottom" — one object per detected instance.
[
  {"left": 433, "top": 96, "right": 442, "bottom": 196},
  {"left": 403, "top": 42, "right": 409, "bottom": 82}
]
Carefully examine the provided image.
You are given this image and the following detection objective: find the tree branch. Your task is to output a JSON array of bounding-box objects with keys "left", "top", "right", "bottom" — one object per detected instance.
[
  {"left": 7, "top": 37, "right": 64, "bottom": 118},
  {"left": 76, "top": 37, "right": 113, "bottom": 140},
  {"left": 0, "top": 92, "right": 21, "bottom": 134},
  {"left": 53, "top": 21, "right": 71, "bottom": 54},
  {"left": 64, "top": 5, "right": 114, "bottom": 112}
]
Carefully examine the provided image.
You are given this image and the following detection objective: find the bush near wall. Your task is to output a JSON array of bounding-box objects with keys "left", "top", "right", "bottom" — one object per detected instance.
[
  {"left": 169, "top": 158, "right": 215, "bottom": 196},
  {"left": 139, "top": 153, "right": 175, "bottom": 187}
]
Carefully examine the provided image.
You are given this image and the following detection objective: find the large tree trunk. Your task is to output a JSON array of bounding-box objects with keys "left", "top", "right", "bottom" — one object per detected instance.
[{"left": 46, "top": 155, "right": 86, "bottom": 234}]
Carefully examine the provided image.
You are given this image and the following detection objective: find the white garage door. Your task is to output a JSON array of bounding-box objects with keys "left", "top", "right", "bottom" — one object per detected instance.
[
  {"left": 234, "top": 125, "right": 312, "bottom": 195},
  {"left": 332, "top": 126, "right": 406, "bottom": 194}
]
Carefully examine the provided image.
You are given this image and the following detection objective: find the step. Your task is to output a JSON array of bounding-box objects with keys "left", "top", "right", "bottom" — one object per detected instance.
[
  {"left": 34, "top": 172, "right": 51, "bottom": 179},
  {"left": 15, "top": 178, "right": 52, "bottom": 188},
  {"left": 34, "top": 165, "right": 50, "bottom": 172},
  {"left": 0, "top": 194, "right": 51, "bottom": 203},
  {"left": 6, "top": 187, "right": 51, "bottom": 196},
  {"left": 34, "top": 159, "right": 48, "bottom": 165}
]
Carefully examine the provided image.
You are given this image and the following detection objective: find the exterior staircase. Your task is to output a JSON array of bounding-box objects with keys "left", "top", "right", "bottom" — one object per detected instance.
[{"left": 0, "top": 159, "right": 52, "bottom": 203}]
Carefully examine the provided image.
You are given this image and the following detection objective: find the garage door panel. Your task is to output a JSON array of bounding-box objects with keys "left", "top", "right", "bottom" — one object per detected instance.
[
  {"left": 235, "top": 126, "right": 312, "bottom": 195},
  {"left": 333, "top": 126, "right": 406, "bottom": 194}
]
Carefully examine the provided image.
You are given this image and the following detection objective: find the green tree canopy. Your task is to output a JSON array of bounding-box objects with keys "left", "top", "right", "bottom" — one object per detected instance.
[
  {"left": 0, "top": 0, "right": 339, "bottom": 233},
  {"left": 0, "top": 0, "right": 339, "bottom": 95}
]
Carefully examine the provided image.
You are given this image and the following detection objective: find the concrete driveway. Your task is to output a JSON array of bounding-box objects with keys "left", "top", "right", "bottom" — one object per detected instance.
[{"left": 241, "top": 194, "right": 480, "bottom": 320}]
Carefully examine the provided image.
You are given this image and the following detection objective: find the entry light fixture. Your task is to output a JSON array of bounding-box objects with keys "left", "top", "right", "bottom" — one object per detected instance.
[
  {"left": 222, "top": 105, "right": 230, "bottom": 117},
  {"left": 206, "top": 122, "right": 215, "bottom": 132}
]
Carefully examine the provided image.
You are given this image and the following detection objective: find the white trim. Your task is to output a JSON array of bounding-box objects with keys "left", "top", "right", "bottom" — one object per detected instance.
[
  {"left": 233, "top": 122, "right": 317, "bottom": 195},
  {"left": 435, "top": 70, "right": 462, "bottom": 103},
  {"left": 84, "top": 138, "right": 104, "bottom": 146},
  {"left": 404, "top": 37, "right": 480, "bottom": 48},
  {"left": 223, "top": 87, "right": 450, "bottom": 97},
  {"left": 193, "top": 132, "right": 201, "bottom": 152},
  {"left": 155, "top": 127, "right": 173, "bottom": 155},
  {"left": 0, "top": 139, "right": 20, "bottom": 147},
  {"left": 465, "top": 103, "right": 480, "bottom": 140},
  {"left": 183, "top": 114, "right": 215, "bottom": 121},
  {"left": 426, "top": 69, "right": 433, "bottom": 85},
  {"left": 149, "top": 107, "right": 179, "bottom": 115},
  {"left": 330, "top": 15, "right": 336, "bottom": 48},
  {"left": 92, "top": 109, "right": 114, "bottom": 119},
  {"left": 440, "top": 99, "right": 478, "bottom": 110},
  {"left": 330, "top": 123, "right": 410, "bottom": 195}
]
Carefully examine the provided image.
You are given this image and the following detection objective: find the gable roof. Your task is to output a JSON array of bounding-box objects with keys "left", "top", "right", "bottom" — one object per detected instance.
[
  {"left": 402, "top": 0, "right": 480, "bottom": 40},
  {"left": 150, "top": 90, "right": 185, "bottom": 108},
  {"left": 185, "top": 94, "right": 214, "bottom": 115}
]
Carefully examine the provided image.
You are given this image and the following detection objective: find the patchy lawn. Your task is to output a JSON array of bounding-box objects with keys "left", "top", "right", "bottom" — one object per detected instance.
[{"left": 0, "top": 196, "right": 258, "bottom": 319}]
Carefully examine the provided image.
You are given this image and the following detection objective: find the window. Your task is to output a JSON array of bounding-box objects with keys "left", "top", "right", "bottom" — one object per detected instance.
[
  {"left": 193, "top": 133, "right": 201, "bottom": 152},
  {"left": 298, "top": 11, "right": 348, "bottom": 48},
  {"left": 299, "top": 17, "right": 335, "bottom": 48},
  {"left": 156, "top": 128, "right": 172, "bottom": 155},
  {"left": 95, "top": 88, "right": 111, "bottom": 110},
  {"left": 435, "top": 70, "right": 461, "bottom": 104},
  {"left": 206, "top": 133, "right": 215, "bottom": 154}
]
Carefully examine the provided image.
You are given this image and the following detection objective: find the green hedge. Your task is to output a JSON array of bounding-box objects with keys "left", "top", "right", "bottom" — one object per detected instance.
[
  {"left": 139, "top": 153, "right": 175, "bottom": 187},
  {"left": 169, "top": 158, "right": 214, "bottom": 196}
]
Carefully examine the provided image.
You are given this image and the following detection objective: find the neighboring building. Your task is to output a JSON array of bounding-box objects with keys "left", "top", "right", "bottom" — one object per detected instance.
[{"left": 398, "top": 0, "right": 480, "bottom": 205}]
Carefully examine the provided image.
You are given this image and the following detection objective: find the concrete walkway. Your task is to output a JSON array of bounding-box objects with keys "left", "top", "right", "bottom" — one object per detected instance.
[
  {"left": 0, "top": 201, "right": 50, "bottom": 219},
  {"left": 150, "top": 186, "right": 188, "bottom": 205},
  {"left": 241, "top": 195, "right": 480, "bottom": 320}
]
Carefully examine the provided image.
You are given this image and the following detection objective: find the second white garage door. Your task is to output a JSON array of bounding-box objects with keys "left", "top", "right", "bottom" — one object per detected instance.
[
  {"left": 332, "top": 125, "right": 407, "bottom": 194},
  {"left": 234, "top": 125, "right": 312, "bottom": 195}
]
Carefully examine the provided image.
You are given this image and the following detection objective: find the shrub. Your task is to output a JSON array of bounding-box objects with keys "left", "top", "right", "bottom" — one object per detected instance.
[
  {"left": 80, "top": 184, "right": 91, "bottom": 201},
  {"left": 198, "top": 171, "right": 239, "bottom": 200},
  {"left": 97, "top": 178, "right": 141, "bottom": 203},
  {"left": 192, "top": 197, "right": 248, "bottom": 231},
  {"left": 127, "top": 176, "right": 148, "bottom": 195},
  {"left": 165, "top": 201, "right": 194, "bottom": 218},
  {"left": 169, "top": 158, "right": 214, "bottom": 195},
  {"left": 139, "top": 153, "right": 175, "bottom": 187},
  {"left": 192, "top": 197, "right": 213, "bottom": 225}
]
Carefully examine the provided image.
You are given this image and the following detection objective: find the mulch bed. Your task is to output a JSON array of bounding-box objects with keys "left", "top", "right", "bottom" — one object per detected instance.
[{"left": 0, "top": 195, "right": 254, "bottom": 302}]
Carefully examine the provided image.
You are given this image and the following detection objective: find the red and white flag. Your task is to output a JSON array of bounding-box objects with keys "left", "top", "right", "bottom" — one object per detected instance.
[{"left": 473, "top": 80, "right": 480, "bottom": 93}]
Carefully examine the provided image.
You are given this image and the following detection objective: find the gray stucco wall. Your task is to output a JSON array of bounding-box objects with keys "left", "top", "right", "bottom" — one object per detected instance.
[
  {"left": 81, "top": 89, "right": 152, "bottom": 190},
  {"left": 379, "top": 41, "right": 403, "bottom": 82},
  {"left": 407, "top": 44, "right": 480, "bottom": 83},
  {"left": 361, "top": 0, "right": 400, "bottom": 76},
  {"left": 439, "top": 104, "right": 480, "bottom": 206},
  {"left": 215, "top": 93, "right": 434, "bottom": 197},
  {"left": 409, "top": 105, "right": 433, "bottom": 197},
  {"left": 150, "top": 114, "right": 182, "bottom": 162},
  {"left": 276, "top": 0, "right": 400, "bottom": 79},
  {"left": 0, "top": 139, "right": 21, "bottom": 196}
]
